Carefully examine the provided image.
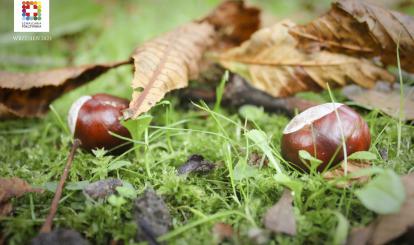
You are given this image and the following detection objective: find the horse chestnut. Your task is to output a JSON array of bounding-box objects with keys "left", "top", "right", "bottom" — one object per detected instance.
[
  {"left": 67, "top": 93, "right": 132, "bottom": 154},
  {"left": 281, "top": 103, "right": 371, "bottom": 172}
]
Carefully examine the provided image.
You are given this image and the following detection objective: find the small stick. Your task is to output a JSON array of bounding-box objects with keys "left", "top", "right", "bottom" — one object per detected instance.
[
  {"left": 39, "top": 139, "right": 81, "bottom": 233},
  {"left": 178, "top": 74, "right": 318, "bottom": 116}
]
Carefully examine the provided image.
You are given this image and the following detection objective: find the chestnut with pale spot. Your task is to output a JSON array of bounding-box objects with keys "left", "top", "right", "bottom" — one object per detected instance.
[
  {"left": 281, "top": 103, "right": 371, "bottom": 172},
  {"left": 67, "top": 93, "right": 132, "bottom": 154}
]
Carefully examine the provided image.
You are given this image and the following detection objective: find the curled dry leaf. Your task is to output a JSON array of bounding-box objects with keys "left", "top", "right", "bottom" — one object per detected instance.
[
  {"left": 219, "top": 20, "right": 393, "bottom": 98},
  {"left": 290, "top": 0, "right": 414, "bottom": 72},
  {"left": 347, "top": 173, "right": 414, "bottom": 245},
  {"left": 343, "top": 82, "right": 414, "bottom": 120},
  {"left": 177, "top": 154, "right": 216, "bottom": 176},
  {"left": 324, "top": 160, "right": 372, "bottom": 188},
  {"left": 202, "top": 0, "right": 260, "bottom": 51},
  {"left": 0, "top": 60, "right": 130, "bottom": 118},
  {"left": 83, "top": 178, "right": 123, "bottom": 200},
  {"left": 196, "top": 0, "right": 261, "bottom": 83},
  {"left": 263, "top": 189, "right": 296, "bottom": 236},
  {"left": 134, "top": 188, "right": 172, "bottom": 244},
  {"left": 0, "top": 177, "right": 43, "bottom": 216},
  {"left": 124, "top": 22, "right": 214, "bottom": 119}
]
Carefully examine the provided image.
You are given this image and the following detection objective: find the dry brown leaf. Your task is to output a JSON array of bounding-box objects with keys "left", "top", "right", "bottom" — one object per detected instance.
[
  {"left": 324, "top": 160, "right": 372, "bottom": 188},
  {"left": 290, "top": 0, "right": 414, "bottom": 72},
  {"left": 343, "top": 82, "right": 414, "bottom": 120},
  {"left": 0, "top": 202, "right": 13, "bottom": 216},
  {"left": 124, "top": 22, "right": 214, "bottom": 119},
  {"left": 263, "top": 189, "right": 296, "bottom": 236},
  {"left": 212, "top": 223, "right": 234, "bottom": 243},
  {"left": 196, "top": 0, "right": 261, "bottom": 84},
  {"left": 347, "top": 173, "right": 414, "bottom": 245},
  {"left": 0, "top": 177, "right": 43, "bottom": 201},
  {"left": 0, "top": 177, "right": 43, "bottom": 216},
  {"left": 0, "top": 60, "right": 130, "bottom": 118},
  {"left": 203, "top": 0, "right": 261, "bottom": 51},
  {"left": 347, "top": 226, "right": 373, "bottom": 245},
  {"left": 219, "top": 20, "right": 393, "bottom": 98}
]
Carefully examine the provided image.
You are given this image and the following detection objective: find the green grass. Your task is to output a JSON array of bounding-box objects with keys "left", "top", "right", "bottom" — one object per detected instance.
[
  {"left": 1, "top": 92, "right": 414, "bottom": 244},
  {"left": 1, "top": 0, "right": 414, "bottom": 244}
]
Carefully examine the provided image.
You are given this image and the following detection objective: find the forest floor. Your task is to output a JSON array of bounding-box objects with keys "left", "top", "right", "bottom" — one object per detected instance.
[{"left": 1, "top": 0, "right": 414, "bottom": 244}]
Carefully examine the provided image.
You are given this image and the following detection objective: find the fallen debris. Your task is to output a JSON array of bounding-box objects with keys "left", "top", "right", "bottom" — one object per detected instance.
[
  {"left": 0, "top": 61, "right": 130, "bottom": 118},
  {"left": 343, "top": 82, "right": 414, "bottom": 120},
  {"left": 134, "top": 188, "right": 172, "bottom": 245},
  {"left": 347, "top": 173, "right": 414, "bottom": 245},
  {"left": 83, "top": 178, "right": 123, "bottom": 200},
  {"left": 263, "top": 189, "right": 297, "bottom": 236},
  {"left": 179, "top": 74, "right": 318, "bottom": 117},
  {"left": 212, "top": 222, "right": 234, "bottom": 243},
  {"left": 177, "top": 154, "right": 216, "bottom": 176},
  {"left": 323, "top": 160, "right": 372, "bottom": 188},
  {"left": 30, "top": 229, "right": 88, "bottom": 245},
  {"left": 0, "top": 177, "right": 43, "bottom": 216}
]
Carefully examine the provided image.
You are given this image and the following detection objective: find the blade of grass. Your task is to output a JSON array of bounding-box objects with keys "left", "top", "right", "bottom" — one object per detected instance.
[
  {"left": 396, "top": 36, "right": 404, "bottom": 157},
  {"left": 158, "top": 210, "right": 248, "bottom": 242},
  {"left": 326, "top": 84, "right": 348, "bottom": 175},
  {"left": 214, "top": 70, "right": 229, "bottom": 112}
]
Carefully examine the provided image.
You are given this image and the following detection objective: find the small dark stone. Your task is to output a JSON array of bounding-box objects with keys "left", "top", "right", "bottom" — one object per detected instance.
[
  {"left": 31, "top": 229, "right": 88, "bottom": 245},
  {"left": 379, "top": 147, "right": 388, "bottom": 160},
  {"left": 134, "top": 188, "right": 172, "bottom": 245},
  {"left": 83, "top": 178, "right": 123, "bottom": 199},
  {"left": 177, "top": 154, "right": 216, "bottom": 175}
]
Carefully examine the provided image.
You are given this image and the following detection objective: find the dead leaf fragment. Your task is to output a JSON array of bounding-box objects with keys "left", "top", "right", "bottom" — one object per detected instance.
[
  {"left": 83, "top": 178, "right": 123, "bottom": 200},
  {"left": 263, "top": 189, "right": 296, "bottom": 236},
  {"left": 324, "top": 160, "right": 372, "bottom": 188},
  {"left": 203, "top": 0, "right": 261, "bottom": 51},
  {"left": 0, "top": 177, "right": 43, "bottom": 202},
  {"left": 0, "top": 202, "right": 12, "bottom": 216},
  {"left": 0, "top": 60, "right": 130, "bottom": 118},
  {"left": 212, "top": 223, "right": 234, "bottom": 243},
  {"left": 347, "top": 226, "right": 373, "bottom": 245},
  {"left": 290, "top": 0, "right": 414, "bottom": 72},
  {"left": 343, "top": 82, "right": 414, "bottom": 120},
  {"left": 0, "top": 177, "right": 43, "bottom": 216},
  {"left": 347, "top": 173, "right": 414, "bottom": 245},
  {"left": 177, "top": 154, "right": 216, "bottom": 176},
  {"left": 220, "top": 20, "right": 393, "bottom": 98},
  {"left": 134, "top": 188, "right": 172, "bottom": 244},
  {"left": 247, "top": 228, "right": 270, "bottom": 245},
  {"left": 196, "top": 0, "right": 261, "bottom": 82},
  {"left": 249, "top": 152, "right": 269, "bottom": 167},
  {"left": 125, "top": 22, "right": 214, "bottom": 119}
]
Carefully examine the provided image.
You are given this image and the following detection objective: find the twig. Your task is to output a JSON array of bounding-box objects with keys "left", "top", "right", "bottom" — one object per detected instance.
[
  {"left": 178, "top": 74, "right": 317, "bottom": 116},
  {"left": 39, "top": 139, "right": 81, "bottom": 233}
]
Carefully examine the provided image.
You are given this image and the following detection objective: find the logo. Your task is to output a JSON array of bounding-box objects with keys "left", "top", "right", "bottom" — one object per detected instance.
[{"left": 14, "top": 0, "right": 49, "bottom": 32}]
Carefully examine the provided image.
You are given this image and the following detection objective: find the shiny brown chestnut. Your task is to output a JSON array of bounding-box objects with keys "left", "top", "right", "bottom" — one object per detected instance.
[
  {"left": 281, "top": 103, "right": 371, "bottom": 172},
  {"left": 67, "top": 93, "right": 132, "bottom": 154}
]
